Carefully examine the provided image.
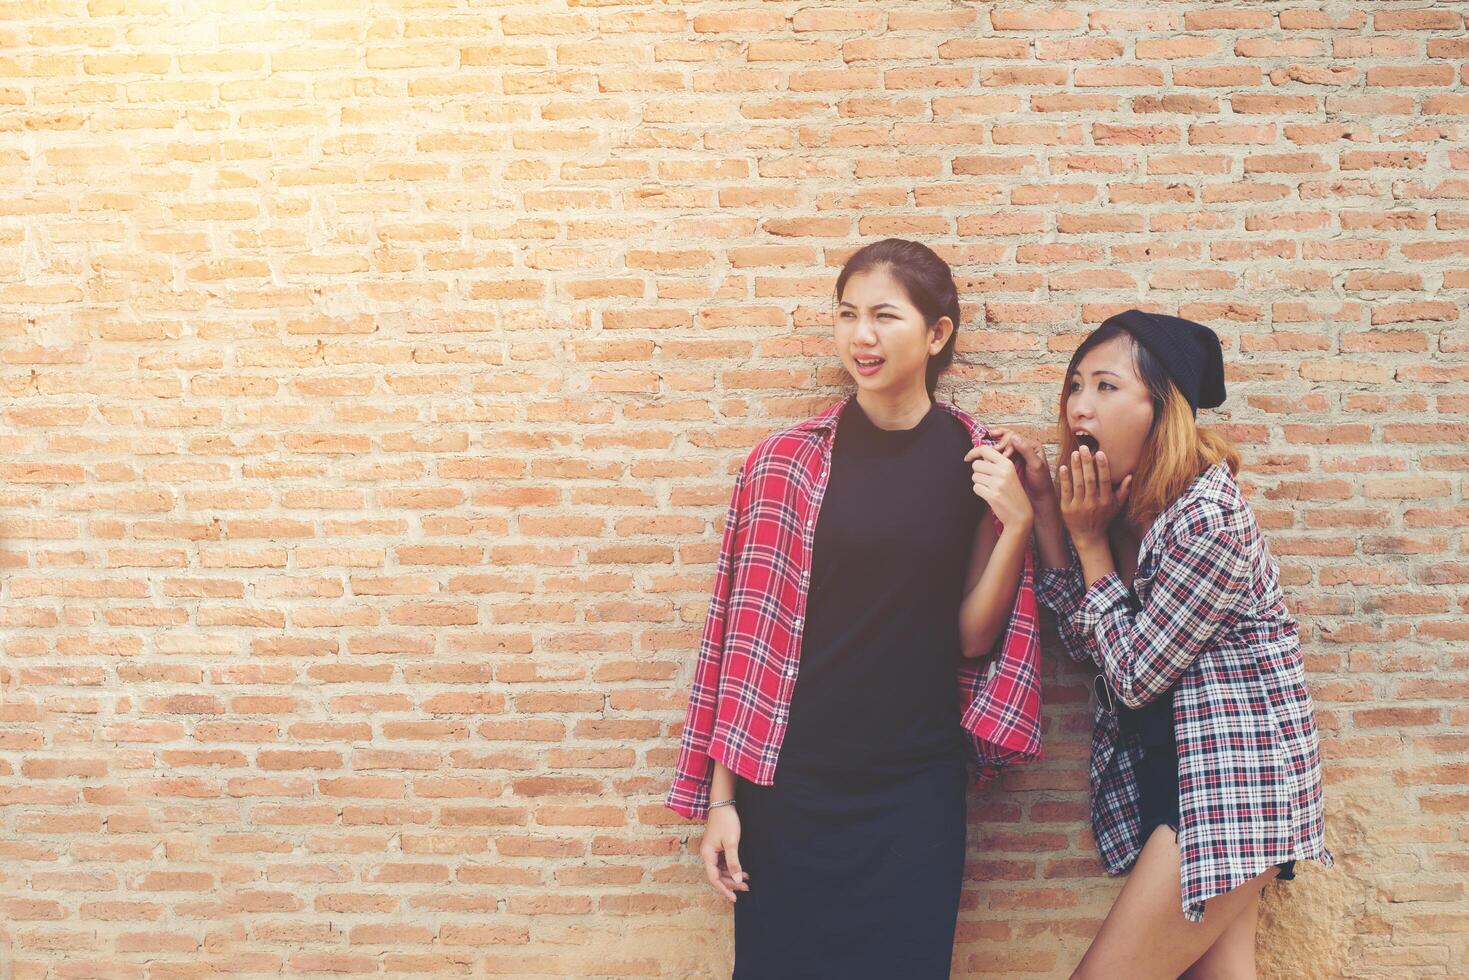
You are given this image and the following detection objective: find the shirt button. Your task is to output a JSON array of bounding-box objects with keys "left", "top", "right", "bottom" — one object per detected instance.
[{"left": 793, "top": 616, "right": 803, "bottom": 630}]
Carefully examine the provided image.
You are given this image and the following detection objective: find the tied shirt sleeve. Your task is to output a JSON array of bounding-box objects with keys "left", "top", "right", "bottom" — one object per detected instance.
[
  {"left": 1073, "top": 526, "right": 1252, "bottom": 711},
  {"left": 665, "top": 462, "right": 747, "bottom": 821}
]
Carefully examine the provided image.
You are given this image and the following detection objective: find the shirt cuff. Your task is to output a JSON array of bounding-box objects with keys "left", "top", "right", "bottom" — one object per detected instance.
[
  {"left": 664, "top": 772, "right": 711, "bottom": 822},
  {"left": 1034, "top": 563, "right": 1084, "bottom": 620},
  {"left": 1073, "top": 571, "right": 1131, "bottom": 639}
]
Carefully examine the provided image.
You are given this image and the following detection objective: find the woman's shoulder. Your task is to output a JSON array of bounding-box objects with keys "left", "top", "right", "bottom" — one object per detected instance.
[
  {"left": 934, "top": 399, "right": 991, "bottom": 444},
  {"left": 750, "top": 397, "right": 848, "bottom": 457},
  {"left": 1160, "top": 463, "right": 1256, "bottom": 544},
  {"left": 732, "top": 397, "right": 846, "bottom": 483}
]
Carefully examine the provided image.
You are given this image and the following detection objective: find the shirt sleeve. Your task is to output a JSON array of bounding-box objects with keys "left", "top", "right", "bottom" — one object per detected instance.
[
  {"left": 960, "top": 513, "right": 1043, "bottom": 778},
  {"left": 1074, "top": 526, "right": 1252, "bottom": 710},
  {"left": 665, "top": 463, "right": 747, "bottom": 821},
  {"left": 1034, "top": 560, "right": 1098, "bottom": 667}
]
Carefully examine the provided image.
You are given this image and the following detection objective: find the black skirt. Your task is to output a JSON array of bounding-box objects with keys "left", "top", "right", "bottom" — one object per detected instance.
[{"left": 731, "top": 760, "right": 968, "bottom": 980}]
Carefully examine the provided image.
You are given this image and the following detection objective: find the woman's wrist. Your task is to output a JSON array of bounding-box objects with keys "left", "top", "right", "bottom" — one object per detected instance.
[
  {"left": 1073, "top": 536, "right": 1110, "bottom": 565},
  {"left": 1000, "top": 511, "right": 1035, "bottom": 537},
  {"left": 1032, "top": 497, "right": 1063, "bottom": 529},
  {"left": 1031, "top": 518, "right": 1072, "bottom": 570},
  {"left": 709, "top": 760, "right": 736, "bottom": 806},
  {"left": 1075, "top": 538, "right": 1116, "bottom": 589}
]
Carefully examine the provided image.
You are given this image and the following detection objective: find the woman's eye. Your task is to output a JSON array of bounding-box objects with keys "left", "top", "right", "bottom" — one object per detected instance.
[
  {"left": 1068, "top": 381, "right": 1081, "bottom": 393},
  {"left": 1098, "top": 382, "right": 1116, "bottom": 391}
]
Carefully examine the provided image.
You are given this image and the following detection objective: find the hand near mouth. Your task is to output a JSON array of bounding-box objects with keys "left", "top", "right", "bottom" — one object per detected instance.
[{"left": 1057, "top": 445, "right": 1132, "bottom": 551}]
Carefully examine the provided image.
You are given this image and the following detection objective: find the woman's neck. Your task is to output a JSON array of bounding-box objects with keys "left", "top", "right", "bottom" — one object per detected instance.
[
  {"left": 853, "top": 389, "right": 933, "bottom": 431},
  {"left": 1111, "top": 517, "right": 1144, "bottom": 546}
]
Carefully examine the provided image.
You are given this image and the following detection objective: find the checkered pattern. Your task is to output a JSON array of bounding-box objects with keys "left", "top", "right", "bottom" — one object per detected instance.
[
  {"left": 1036, "top": 462, "right": 1332, "bottom": 922},
  {"left": 665, "top": 393, "right": 1042, "bottom": 821}
]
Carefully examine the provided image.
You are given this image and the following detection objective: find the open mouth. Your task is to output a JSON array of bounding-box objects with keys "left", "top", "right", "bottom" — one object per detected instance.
[{"left": 1074, "top": 432, "right": 1100, "bottom": 453}]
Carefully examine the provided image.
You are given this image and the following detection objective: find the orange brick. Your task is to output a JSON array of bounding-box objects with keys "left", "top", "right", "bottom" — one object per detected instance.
[{"left": 1, "top": 4, "right": 1464, "bottom": 973}]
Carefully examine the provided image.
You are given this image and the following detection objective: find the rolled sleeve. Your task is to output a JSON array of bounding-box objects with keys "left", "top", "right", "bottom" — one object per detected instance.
[
  {"left": 1035, "top": 563, "right": 1084, "bottom": 620},
  {"left": 1074, "top": 570, "right": 1131, "bottom": 637},
  {"left": 665, "top": 772, "right": 712, "bottom": 822},
  {"left": 1035, "top": 561, "right": 1100, "bottom": 666}
]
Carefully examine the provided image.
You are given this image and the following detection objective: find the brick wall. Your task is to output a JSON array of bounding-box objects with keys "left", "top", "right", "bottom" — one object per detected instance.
[{"left": 1, "top": 1, "right": 1466, "bottom": 976}]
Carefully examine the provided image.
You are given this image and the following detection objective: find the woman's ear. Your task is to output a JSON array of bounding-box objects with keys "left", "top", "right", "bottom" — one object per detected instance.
[{"left": 929, "top": 316, "right": 954, "bottom": 355}]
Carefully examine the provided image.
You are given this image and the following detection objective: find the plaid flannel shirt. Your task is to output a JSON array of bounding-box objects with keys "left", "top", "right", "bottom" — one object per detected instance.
[
  {"left": 665, "top": 393, "right": 1042, "bottom": 821},
  {"left": 1036, "top": 462, "right": 1332, "bottom": 922}
]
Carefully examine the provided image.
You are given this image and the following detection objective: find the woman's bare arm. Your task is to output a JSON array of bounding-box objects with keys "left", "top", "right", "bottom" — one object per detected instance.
[{"left": 958, "top": 512, "right": 1031, "bottom": 659}]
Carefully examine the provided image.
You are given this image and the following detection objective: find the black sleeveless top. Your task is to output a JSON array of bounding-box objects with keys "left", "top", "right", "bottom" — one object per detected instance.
[{"left": 776, "top": 396, "right": 983, "bottom": 778}]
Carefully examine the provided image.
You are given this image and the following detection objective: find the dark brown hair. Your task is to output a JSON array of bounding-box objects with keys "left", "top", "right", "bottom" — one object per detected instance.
[{"left": 834, "top": 238, "right": 961, "bottom": 397}]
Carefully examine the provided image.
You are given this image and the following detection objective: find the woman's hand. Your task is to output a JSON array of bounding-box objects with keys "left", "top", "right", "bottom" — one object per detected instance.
[
  {"left": 987, "top": 427, "right": 1058, "bottom": 519},
  {"left": 964, "top": 444, "right": 1034, "bottom": 532},
  {"left": 1057, "top": 446, "right": 1132, "bottom": 551},
  {"left": 700, "top": 806, "right": 749, "bottom": 903},
  {"left": 989, "top": 426, "right": 1073, "bottom": 570}
]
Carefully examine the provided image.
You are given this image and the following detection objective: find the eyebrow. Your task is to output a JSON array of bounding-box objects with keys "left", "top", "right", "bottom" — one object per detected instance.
[
  {"left": 837, "top": 301, "right": 902, "bottom": 311},
  {"left": 1070, "top": 369, "right": 1123, "bottom": 379}
]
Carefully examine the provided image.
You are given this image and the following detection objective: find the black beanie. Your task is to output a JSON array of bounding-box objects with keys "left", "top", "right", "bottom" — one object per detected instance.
[{"left": 1101, "top": 309, "right": 1226, "bottom": 414}]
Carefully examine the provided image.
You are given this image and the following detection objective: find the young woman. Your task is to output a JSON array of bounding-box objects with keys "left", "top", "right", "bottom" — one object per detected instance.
[
  {"left": 991, "top": 310, "right": 1332, "bottom": 979},
  {"left": 665, "top": 239, "right": 1044, "bottom": 979}
]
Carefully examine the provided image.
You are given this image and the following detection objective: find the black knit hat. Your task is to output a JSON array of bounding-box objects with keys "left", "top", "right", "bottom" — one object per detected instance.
[{"left": 1101, "top": 309, "right": 1226, "bottom": 414}]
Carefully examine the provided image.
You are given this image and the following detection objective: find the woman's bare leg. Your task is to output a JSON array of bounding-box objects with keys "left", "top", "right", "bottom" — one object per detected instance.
[
  {"left": 1070, "top": 826, "right": 1279, "bottom": 980},
  {"left": 1181, "top": 890, "right": 1263, "bottom": 980}
]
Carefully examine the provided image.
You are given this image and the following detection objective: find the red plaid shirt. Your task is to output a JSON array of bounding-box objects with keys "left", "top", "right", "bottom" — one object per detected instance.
[{"left": 665, "top": 393, "right": 1042, "bottom": 820}]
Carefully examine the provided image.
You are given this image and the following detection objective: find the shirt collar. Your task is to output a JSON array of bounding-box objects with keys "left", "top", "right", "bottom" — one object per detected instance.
[
  {"left": 1137, "top": 461, "right": 1237, "bottom": 556},
  {"left": 792, "top": 393, "right": 854, "bottom": 435}
]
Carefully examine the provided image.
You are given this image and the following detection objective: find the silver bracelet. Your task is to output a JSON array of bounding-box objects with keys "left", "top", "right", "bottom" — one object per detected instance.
[{"left": 709, "top": 799, "right": 736, "bottom": 809}]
